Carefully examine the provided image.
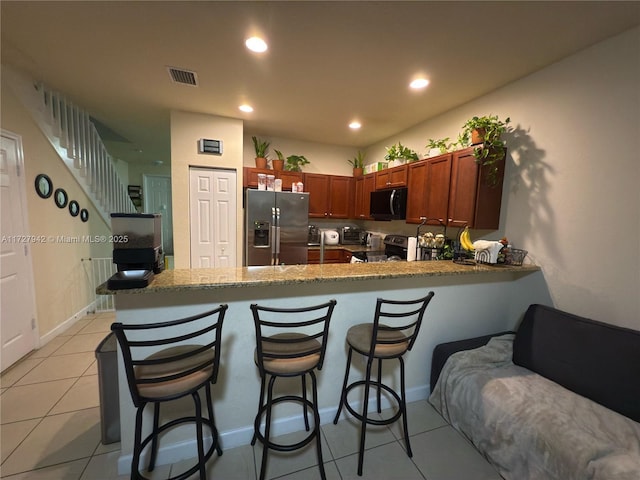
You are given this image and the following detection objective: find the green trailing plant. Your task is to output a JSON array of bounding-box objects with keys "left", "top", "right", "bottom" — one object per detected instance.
[
  {"left": 274, "top": 149, "right": 285, "bottom": 161},
  {"left": 285, "top": 154, "right": 310, "bottom": 172},
  {"left": 460, "top": 115, "right": 511, "bottom": 186},
  {"left": 425, "top": 137, "right": 454, "bottom": 154},
  {"left": 251, "top": 136, "right": 270, "bottom": 159},
  {"left": 347, "top": 150, "right": 366, "bottom": 169},
  {"left": 384, "top": 142, "right": 419, "bottom": 163}
]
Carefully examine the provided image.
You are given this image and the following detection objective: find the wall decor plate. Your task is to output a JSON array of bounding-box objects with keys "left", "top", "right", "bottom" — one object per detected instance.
[
  {"left": 35, "top": 174, "right": 53, "bottom": 199},
  {"left": 69, "top": 200, "right": 80, "bottom": 217},
  {"left": 54, "top": 188, "right": 68, "bottom": 208},
  {"left": 80, "top": 208, "right": 89, "bottom": 222}
]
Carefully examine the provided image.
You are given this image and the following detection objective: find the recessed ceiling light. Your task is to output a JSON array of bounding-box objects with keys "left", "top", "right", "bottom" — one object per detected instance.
[
  {"left": 410, "top": 78, "right": 429, "bottom": 89},
  {"left": 239, "top": 104, "right": 254, "bottom": 113},
  {"left": 245, "top": 36, "right": 268, "bottom": 53},
  {"left": 349, "top": 121, "right": 362, "bottom": 130}
]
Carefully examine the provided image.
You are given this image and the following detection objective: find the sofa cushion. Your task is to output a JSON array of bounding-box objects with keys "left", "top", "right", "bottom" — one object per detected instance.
[{"left": 513, "top": 304, "right": 640, "bottom": 422}]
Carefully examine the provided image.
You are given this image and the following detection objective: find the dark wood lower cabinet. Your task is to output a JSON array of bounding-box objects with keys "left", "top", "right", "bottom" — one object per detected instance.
[{"left": 307, "top": 249, "right": 352, "bottom": 264}]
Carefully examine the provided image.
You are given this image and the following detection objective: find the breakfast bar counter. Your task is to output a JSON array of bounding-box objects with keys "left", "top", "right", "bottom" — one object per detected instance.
[
  {"left": 102, "top": 261, "right": 549, "bottom": 473},
  {"left": 97, "top": 261, "right": 540, "bottom": 294}
]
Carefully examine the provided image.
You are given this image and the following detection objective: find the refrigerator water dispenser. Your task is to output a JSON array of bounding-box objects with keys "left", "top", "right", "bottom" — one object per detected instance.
[{"left": 253, "top": 221, "right": 270, "bottom": 247}]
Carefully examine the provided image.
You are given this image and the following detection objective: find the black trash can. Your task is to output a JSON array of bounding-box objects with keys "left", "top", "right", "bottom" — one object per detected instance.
[{"left": 95, "top": 332, "right": 120, "bottom": 444}]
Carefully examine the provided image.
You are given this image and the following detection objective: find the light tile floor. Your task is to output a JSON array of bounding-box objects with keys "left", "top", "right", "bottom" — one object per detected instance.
[{"left": 1, "top": 311, "right": 503, "bottom": 480}]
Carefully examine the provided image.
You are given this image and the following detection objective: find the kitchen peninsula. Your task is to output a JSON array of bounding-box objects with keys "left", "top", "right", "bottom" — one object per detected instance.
[{"left": 100, "top": 261, "right": 548, "bottom": 474}]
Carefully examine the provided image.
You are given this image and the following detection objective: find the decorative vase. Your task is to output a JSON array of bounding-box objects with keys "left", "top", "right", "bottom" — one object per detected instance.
[
  {"left": 353, "top": 167, "right": 363, "bottom": 177},
  {"left": 272, "top": 159, "right": 284, "bottom": 171},
  {"left": 255, "top": 157, "right": 268, "bottom": 169},
  {"left": 471, "top": 129, "right": 485, "bottom": 145}
]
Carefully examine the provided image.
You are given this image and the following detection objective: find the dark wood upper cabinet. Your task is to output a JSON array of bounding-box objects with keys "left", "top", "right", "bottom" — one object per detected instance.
[
  {"left": 305, "top": 173, "right": 353, "bottom": 219},
  {"left": 446, "top": 147, "right": 505, "bottom": 229},
  {"left": 354, "top": 174, "right": 376, "bottom": 219},
  {"left": 375, "top": 165, "right": 408, "bottom": 190},
  {"left": 243, "top": 167, "right": 303, "bottom": 190},
  {"left": 406, "top": 154, "right": 452, "bottom": 224}
]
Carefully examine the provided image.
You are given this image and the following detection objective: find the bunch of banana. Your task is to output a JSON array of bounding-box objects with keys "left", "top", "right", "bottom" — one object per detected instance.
[{"left": 459, "top": 227, "right": 475, "bottom": 251}]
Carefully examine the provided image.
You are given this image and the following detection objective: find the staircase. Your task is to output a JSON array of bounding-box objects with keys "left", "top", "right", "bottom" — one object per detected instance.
[{"left": 4, "top": 66, "right": 136, "bottom": 224}]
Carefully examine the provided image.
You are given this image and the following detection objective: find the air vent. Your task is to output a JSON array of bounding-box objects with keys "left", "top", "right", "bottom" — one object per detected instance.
[{"left": 167, "top": 67, "right": 198, "bottom": 86}]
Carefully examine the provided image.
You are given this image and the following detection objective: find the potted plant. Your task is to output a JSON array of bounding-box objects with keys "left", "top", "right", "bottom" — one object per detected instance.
[
  {"left": 285, "top": 154, "right": 310, "bottom": 172},
  {"left": 460, "top": 115, "right": 511, "bottom": 186},
  {"left": 425, "top": 137, "right": 454, "bottom": 157},
  {"left": 272, "top": 149, "right": 285, "bottom": 171},
  {"left": 384, "top": 142, "right": 419, "bottom": 167},
  {"left": 252, "top": 136, "right": 270, "bottom": 169},
  {"left": 348, "top": 150, "right": 366, "bottom": 176}
]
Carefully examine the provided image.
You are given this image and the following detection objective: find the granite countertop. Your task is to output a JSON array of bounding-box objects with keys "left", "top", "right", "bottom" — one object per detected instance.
[{"left": 97, "top": 261, "right": 540, "bottom": 295}]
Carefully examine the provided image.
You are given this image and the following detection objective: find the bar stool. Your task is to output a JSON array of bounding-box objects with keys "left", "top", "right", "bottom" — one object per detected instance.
[
  {"left": 333, "top": 291, "right": 434, "bottom": 476},
  {"left": 250, "top": 300, "right": 337, "bottom": 480},
  {"left": 111, "top": 305, "right": 227, "bottom": 480}
]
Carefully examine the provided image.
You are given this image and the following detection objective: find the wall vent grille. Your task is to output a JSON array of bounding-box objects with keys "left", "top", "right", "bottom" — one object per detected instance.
[{"left": 167, "top": 67, "right": 198, "bottom": 86}]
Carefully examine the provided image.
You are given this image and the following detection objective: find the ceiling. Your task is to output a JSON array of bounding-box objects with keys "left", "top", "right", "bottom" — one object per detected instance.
[{"left": 2, "top": 1, "right": 639, "bottom": 166}]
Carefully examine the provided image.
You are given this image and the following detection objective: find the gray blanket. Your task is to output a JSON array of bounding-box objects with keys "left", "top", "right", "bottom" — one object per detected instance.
[{"left": 429, "top": 334, "right": 640, "bottom": 480}]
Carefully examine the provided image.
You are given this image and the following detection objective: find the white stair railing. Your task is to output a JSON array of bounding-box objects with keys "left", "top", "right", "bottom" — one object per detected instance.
[{"left": 4, "top": 66, "right": 136, "bottom": 224}]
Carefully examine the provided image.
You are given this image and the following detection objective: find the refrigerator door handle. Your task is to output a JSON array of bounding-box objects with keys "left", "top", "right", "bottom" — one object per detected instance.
[
  {"left": 274, "top": 207, "right": 281, "bottom": 265},
  {"left": 271, "top": 207, "right": 277, "bottom": 265}
]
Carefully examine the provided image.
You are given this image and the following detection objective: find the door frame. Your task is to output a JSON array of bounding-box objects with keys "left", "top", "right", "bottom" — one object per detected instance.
[
  {"left": 1, "top": 129, "right": 39, "bottom": 369},
  {"left": 142, "top": 174, "right": 173, "bottom": 254}
]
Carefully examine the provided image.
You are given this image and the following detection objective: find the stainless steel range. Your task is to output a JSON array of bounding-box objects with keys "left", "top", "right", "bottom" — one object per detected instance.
[
  {"left": 383, "top": 234, "right": 409, "bottom": 261},
  {"left": 352, "top": 234, "right": 409, "bottom": 262}
]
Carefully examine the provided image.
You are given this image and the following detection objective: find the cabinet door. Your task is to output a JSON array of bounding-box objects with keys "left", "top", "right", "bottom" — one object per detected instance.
[
  {"left": 307, "top": 249, "right": 320, "bottom": 264},
  {"left": 353, "top": 174, "right": 375, "bottom": 219},
  {"left": 406, "top": 161, "right": 428, "bottom": 223},
  {"left": 447, "top": 147, "right": 504, "bottom": 229},
  {"left": 305, "top": 174, "right": 330, "bottom": 218},
  {"left": 328, "top": 176, "right": 353, "bottom": 219},
  {"left": 406, "top": 156, "right": 452, "bottom": 224},
  {"left": 375, "top": 165, "right": 408, "bottom": 189}
]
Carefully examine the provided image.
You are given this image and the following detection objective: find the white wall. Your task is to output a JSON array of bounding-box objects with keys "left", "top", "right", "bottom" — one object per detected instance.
[
  {"left": 243, "top": 132, "right": 358, "bottom": 176},
  {"left": 366, "top": 27, "right": 640, "bottom": 329},
  {"left": 1, "top": 81, "right": 113, "bottom": 339},
  {"left": 170, "top": 110, "right": 244, "bottom": 268}
]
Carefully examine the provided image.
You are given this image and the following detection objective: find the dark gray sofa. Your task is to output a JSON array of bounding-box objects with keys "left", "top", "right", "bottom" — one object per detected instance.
[{"left": 429, "top": 304, "right": 640, "bottom": 480}]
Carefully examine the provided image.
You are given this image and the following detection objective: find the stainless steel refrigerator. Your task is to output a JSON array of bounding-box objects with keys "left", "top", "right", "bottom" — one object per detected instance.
[{"left": 245, "top": 190, "right": 309, "bottom": 266}]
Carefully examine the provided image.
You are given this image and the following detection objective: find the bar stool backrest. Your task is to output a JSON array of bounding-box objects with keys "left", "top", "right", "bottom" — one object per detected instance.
[
  {"left": 370, "top": 291, "right": 435, "bottom": 356},
  {"left": 251, "top": 300, "right": 337, "bottom": 374},
  {"left": 111, "top": 304, "right": 228, "bottom": 406}
]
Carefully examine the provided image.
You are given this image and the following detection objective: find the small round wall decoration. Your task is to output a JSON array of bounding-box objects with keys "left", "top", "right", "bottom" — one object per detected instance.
[
  {"left": 35, "top": 174, "right": 53, "bottom": 199},
  {"left": 54, "top": 188, "right": 68, "bottom": 208},
  {"left": 80, "top": 208, "right": 89, "bottom": 222},
  {"left": 68, "top": 200, "right": 80, "bottom": 217}
]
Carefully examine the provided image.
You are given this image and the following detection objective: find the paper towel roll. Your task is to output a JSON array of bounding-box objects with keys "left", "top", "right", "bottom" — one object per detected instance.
[{"left": 407, "top": 237, "right": 417, "bottom": 261}]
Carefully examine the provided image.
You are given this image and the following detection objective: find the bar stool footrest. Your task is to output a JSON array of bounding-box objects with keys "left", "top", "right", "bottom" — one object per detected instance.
[
  {"left": 136, "top": 415, "right": 220, "bottom": 480},
  {"left": 254, "top": 395, "right": 319, "bottom": 452},
  {"left": 343, "top": 380, "right": 403, "bottom": 426}
]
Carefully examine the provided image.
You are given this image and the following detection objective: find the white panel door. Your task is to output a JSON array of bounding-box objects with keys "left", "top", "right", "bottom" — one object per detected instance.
[
  {"left": 143, "top": 175, "right": 173, "bottom": 255},
  {"left": 1, "top": 131, "right": 37, "bottom": 371},
  {"left": 189, "top": 168, "right": 237, "bottom": 268}
]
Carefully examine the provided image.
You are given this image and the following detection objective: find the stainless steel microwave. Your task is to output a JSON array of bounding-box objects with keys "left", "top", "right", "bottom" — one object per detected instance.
[{"left": 370, "top": 188, "right": 408, "bottom": 220}]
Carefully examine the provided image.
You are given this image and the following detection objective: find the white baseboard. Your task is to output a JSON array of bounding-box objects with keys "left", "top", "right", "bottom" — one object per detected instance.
[
  {"left": 116, "top": 384, "right": 430, "bottom": 474},
  {"left": 38, "top": 302, "right": 95, "bottom": 347}
]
